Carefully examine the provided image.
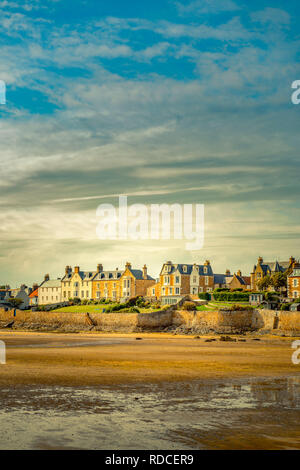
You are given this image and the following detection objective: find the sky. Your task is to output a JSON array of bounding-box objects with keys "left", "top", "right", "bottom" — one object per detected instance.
[{"left": 0, "top": 0, "right": 300, "bottom": 286}]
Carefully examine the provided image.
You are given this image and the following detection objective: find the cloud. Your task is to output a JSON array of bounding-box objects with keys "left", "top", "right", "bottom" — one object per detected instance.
[
  {"left": 0, "top": 4, "right": 299, "bottom": 285},
  {"left": 175, "top": 0, "right": 240, "bottom": 15},
  {"left": 251, "top": 8, "right": 291, "bottom": 27}
]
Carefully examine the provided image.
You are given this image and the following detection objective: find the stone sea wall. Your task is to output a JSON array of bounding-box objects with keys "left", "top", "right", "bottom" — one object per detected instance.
[{"left": 0, "top": 307, "right": 299, "bottom": 335}]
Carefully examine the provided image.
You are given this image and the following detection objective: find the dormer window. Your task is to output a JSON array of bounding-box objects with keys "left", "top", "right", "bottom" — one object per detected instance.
[
  {"left": 204, "top": 267, "right": 208, "bottom": 274},
  {"left": 183, "top": 265, "right": 187, "bottom": 273}
]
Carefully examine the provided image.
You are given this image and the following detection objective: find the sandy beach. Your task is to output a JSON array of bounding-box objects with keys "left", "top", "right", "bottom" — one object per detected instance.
[
  {"left": 0, "top": 331, "right": 299, "bottom": 450},
  {"left": 0, "top": 330, "right": 299, "bottom": 386}
]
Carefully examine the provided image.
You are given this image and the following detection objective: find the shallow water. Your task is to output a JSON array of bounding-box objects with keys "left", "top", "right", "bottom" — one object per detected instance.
[{"left": 0, "top": 376, "right": 299, "bottom": 449}]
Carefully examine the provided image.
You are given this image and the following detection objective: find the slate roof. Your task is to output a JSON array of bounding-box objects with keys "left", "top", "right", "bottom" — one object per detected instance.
[
  {"left": 130, "top": 269, "right": 155, "bottom": 281},
  {"left": 161, "top": 263, "right": 214, "bottom": 276},
  {"left": 253, "top": 261, "right": 291, "bottom": 275},
  {"left": 93, "top": 270, "right": 123, "bottom": 281},
  {"left": 40, "top": 279, "right": 61, "bottom": 288}
]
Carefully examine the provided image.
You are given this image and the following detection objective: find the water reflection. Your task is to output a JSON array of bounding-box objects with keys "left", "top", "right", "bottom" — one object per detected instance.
[{"left": 0, "top": 376, "right": 299, "bottom": 450}]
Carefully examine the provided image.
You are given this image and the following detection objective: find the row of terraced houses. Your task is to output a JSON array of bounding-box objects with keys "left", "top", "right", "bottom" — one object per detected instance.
[
  {"left": 2, "top": 256, "right": 300, "bottom": 309},
  {"left": 15, "top": 255, "right": 298, "bottom": 307}
]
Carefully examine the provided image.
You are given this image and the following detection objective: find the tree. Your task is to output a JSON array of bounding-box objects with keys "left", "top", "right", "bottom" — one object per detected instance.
[
  {"left": 270, "top": 272, "right": 287, "bottom": 291},
  {"left": 8, "top": 298, "right": 23, "bottom": 308},
  {"left": 257, "top": 275, "right": 271, "bottom": 291}
]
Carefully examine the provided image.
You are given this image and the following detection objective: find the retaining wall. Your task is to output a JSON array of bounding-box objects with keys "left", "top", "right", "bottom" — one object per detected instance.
[{"left": 0, "top": 307, "right": 299, "bottom": 335}]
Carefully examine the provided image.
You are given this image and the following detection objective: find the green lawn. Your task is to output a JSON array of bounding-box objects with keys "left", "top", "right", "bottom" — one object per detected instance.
[
  {"left": 52, "top": 304, "right": 114, "bottom": 313},
  {"left": 51, "top": 304, "right": 159, "bottom": 314},
  {"left": 196, "top": 301, "right": 251, "bottom": 311}
]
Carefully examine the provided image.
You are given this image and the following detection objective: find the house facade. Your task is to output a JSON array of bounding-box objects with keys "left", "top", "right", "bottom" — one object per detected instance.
[
  {"left": 61, "top": 266, "right": 96, "bottom": 301},
  {"left": 92, "top": 264, "right": 123, "bottom": 301},
  {"left": 38, "top": 275, "right": 62, "bottom": 305},
  {"left": 150, "top": 260, "right": 214, "bottom": 305},
  {"left": 119, "top": 263, "right": 155, "bottom": 302},
  {"left": 288, "top": 264, "right": 300, "bottom": 299},
  {"left": 227, "top": 271, "right": 251, "bottom": 291},
  {"left": 250, "top": 256, "right": 297, "bottom": 291}
]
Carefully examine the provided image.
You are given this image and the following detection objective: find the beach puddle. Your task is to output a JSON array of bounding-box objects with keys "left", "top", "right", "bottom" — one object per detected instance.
[{"left": 0, "top": 376, "right": 299, "bottom": 449}]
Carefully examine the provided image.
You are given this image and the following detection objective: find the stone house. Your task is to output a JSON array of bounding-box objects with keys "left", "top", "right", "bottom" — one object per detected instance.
[
  {"left": 61, "top": 266, "right": 96, "bottom": 301},
  {"left": 119, "top": 263, "right": 155, "bottom": 302},
  {"left": 227, "top": 271, "right": 251, "bottom": 291},
  {"left": 288, "top": 263, "right": 300, "bottom": 300},
  {"left": 92, "top": 264, "right": 123, "bottom": 301},
  {"left": 151, "top": 260, "right": 215, "bottom": 305},
  {"left": 250, "top": 256, "right": 297, "bottom": 291}
]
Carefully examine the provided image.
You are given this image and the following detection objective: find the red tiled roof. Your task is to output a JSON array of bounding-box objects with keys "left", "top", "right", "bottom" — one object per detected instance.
[{"left": 29, "top": 288, "right": 38, "bottom": 298}]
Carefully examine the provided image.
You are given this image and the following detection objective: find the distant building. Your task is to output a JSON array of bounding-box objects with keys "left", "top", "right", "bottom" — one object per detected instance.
[
  {"left": 38, "top": 275, "right": 62, "bottom": 305},
  {"left": 250, "top": 256, "right": 297, "bottom": 291},
  {"left": 227, "top": 270, "right": 251, "bottom": 291},
  {"left": 149, "top": 260, "right": 215, "bottom": 305},
  {"left": 92, "top": 264, "right": 123, "bottom": 301},
  {"left": 288, "top": 263, "right": 300, "bottom": 300}
]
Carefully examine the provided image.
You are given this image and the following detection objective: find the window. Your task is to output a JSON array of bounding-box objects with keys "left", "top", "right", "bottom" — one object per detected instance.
[
  {"left": 81, "top": 291, "right": 84, "bottom": 297},
  {"left": 294, "top": 292, "right": 298, "bottom": 299},
  {"left": 86, "top": 291, "right": 89, "bottom": 298},
  {"left": 193, "top": 276, "right": 197, "bottom": 283},
  {"left": 175, "top": 276, "right": 180, "bottom": 284},
  {"left": 152, "top": 288, "right": 155, "bottom": 295},
  {"left": 183, "top": 265, "right": 187, "bottom": 273},
  {"left": 97, "top": 292, "right": 100, "bottom": 298},
  {"left": 175, "top": 287, "right": 180, "bottom": 295},
  {"left": 169, "top": 288, "right": 173, "bottom": 294},
  {"left": 204, "top": 267, "right": 207, "bottom": 274},
  {"left": 205, "top": 276, "right": 209, "bottom": 285},
  {"left": 293, "top": 279, "right": 298, "bottom": 287},
  {"left": 164, "top": 276, "right": 170, "bottom": 285}
]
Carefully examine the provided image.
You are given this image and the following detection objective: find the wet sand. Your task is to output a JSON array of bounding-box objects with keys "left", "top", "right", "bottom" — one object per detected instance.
[
  {"left": 0, "top": 331, "right": 299, "bottom": 386},
  {"left": 0, "top": 331, "right": 299, "bottom": 450}
]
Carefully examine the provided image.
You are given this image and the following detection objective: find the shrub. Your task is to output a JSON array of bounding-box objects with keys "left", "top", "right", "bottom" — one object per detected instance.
[
  {"left": 128, "top": 306, "right": 140, "bottom": 313},
  {"left": 213, "top": 292, "right": 250, "bottom": 302},
  {"left": 182, "top": 301, "right": 196, "bottom": 311},
  {"left": 198, "top": 292, "right": 210, "bottom": 300},
  {"left": 280, "top": 303, "right": 291, "bottom": 311}
]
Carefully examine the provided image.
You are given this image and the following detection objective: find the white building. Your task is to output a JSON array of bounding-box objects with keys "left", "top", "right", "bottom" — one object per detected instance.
[{"left": 38, "top": 275, "right": 62, "bottom": 305}]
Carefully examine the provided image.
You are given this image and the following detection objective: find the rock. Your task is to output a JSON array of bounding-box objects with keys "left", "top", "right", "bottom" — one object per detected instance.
[
  {"left": 136, "top": 337, "right": 143, "bottom": 340},
  {"left": 219, "top": 336, "right": 236, "bottom": 342}
]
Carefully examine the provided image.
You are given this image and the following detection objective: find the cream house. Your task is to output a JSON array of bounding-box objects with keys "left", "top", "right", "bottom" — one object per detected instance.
[
  {"left": 61, "top": 265, "right": 96, "bottom": 301},
  {"left": 38, "top": 275, "right": 62, "bottom": 305}
]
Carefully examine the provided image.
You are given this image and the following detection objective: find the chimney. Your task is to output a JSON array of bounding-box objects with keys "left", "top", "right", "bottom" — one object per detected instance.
[
  {"left": 204, "top": 260, "right": 210, "bottom": 266},
  {"left": 226, "top": 269, "right": 231, "bottom": 276},
  {"left": 97, "top": 263, "right": 103, "bottom": 273},
  {"left": 290, "top": 256, "right": 295, "bottom": 266},
  {"left": 32, "top": 283, "right": 38, "bottom": 291},
  {"left": 44, "top": 274, "right": 50, "bottom": 281},
  {"left": 74, "top": 266, "right": 80, "bottom": 274},
  {"left": 125, "top": 262, "right": 132, "bottom": 270},
  {"left": 65, "top": 265, "right": 71, "bottom": 275},
  {"left": 237, "top": 270, "right": 242, "bottom": 277},
  {"left": 258, "top": 256, "right": 263, "bottom": 264},
  {"left": 143, "top": 264, "right": 147, "bottom": 280}
]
